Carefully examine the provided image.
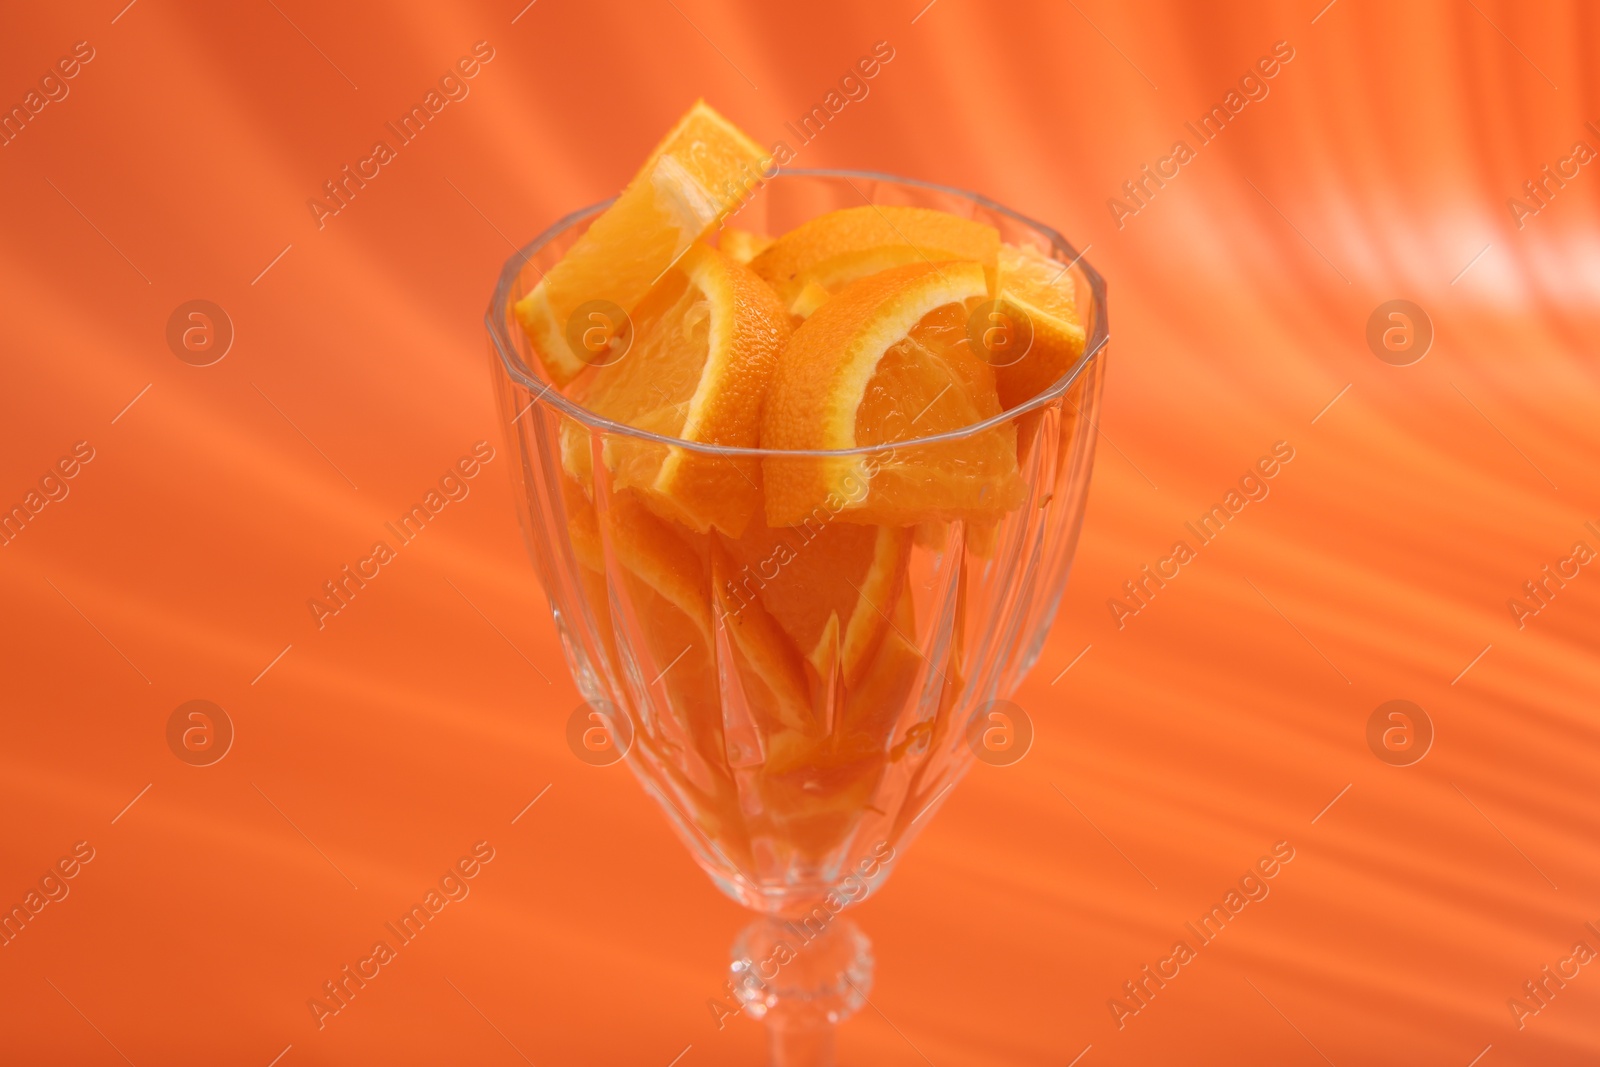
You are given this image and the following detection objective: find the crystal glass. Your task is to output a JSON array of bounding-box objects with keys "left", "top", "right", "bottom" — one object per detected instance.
[{"left": 486, "top": 170, "right": 1106, "bottom": 1064}]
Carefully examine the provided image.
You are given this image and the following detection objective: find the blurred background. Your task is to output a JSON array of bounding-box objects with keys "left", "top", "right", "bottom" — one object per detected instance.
[{"left": 2, "top": 1, "right": 1597, "bottom": 1063}]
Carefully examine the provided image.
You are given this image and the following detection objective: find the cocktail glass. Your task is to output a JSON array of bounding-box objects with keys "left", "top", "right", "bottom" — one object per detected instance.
[{"left": 486, "top": 170, "right": 1107, "bottom": 1065}]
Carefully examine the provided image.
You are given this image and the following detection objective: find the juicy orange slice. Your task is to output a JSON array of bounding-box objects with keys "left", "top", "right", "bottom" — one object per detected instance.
[
  {"left": 750, "top": 205, "right": 999, "bottom": 308},
  {"left": 761, "top": 260, "right": 1027, "bottom": 526},
  {"left": 839, "top": 579, "right": 921, "bottom": 751},
  {"left": 558, "top": 472, "right": 623, "bottom": 671},
  {"left": 598, "top": 490, "right": 767, "bottom": 866},
  {"left": 515, "top": 100, "right": 768, "bottom": 385},
  {"left": 991, "top": 242, "right": 1087, "bottom": 409},
  {"left": 753, "top": 584, "right": 919, "bottom": 862},
  {"left": 710, "top": 539, "right": 812, "bottom": 738},
  {"left": 603, "top": 488, "right": 712, "bottom": 640},
  {"left": 721, "top": 520, "right": 912, "bottom": 690},
  {"left": 787, "top": 278, "right": 832, "bottom": 321},
  {"left": 719, "top": 227, "right": 773, "bottom": 264},
  {"left": 757, "top": 737, "right": 885, "bottom": 860},
  {"left": 598, "top": 490, "right": 725, "bottom": 759},
  {"left": 561, "top": 243, "right": 790, "bottom": 536}
]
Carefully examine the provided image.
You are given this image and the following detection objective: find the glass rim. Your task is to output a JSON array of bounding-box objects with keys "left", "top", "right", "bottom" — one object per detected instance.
[{"left": 485, "top": 167, "right": 1109, "bottom": 459}]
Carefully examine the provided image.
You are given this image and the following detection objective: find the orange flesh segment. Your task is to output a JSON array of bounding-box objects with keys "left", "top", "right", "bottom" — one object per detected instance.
[
  {"left": 514, "top": 100, "right": 768, "bottom": 385},
  {"left": 720, "top": 227, "right": 773, "bottom": 264},
  {"left": 751, "top": 204, "right": 999, "bottom": 307},
  {"left": 561, "top": 244, "right": 789, "bottom": 535},
  {"left": 993, "top": 242, "right": 1087, "bottom": 409},
  {"left": 761, "top": 260, "right": 1027, "bottom": 526},
  {"left": 722, "top": 521, "right": 912, "bottom": 689}
]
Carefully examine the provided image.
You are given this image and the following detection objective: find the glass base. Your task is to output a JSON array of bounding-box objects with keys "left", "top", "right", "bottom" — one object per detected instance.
[{"left": 729, "top": 915, "right": 873, "bottom": 1067}]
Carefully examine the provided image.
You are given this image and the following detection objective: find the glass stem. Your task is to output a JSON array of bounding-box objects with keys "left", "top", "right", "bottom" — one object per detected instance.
[
  {"left": 731, "top": 914, "right": 873, "bottom": 1067},
  {"left": 767, "top": 1014, "right": 837, "bottom": 1067}
]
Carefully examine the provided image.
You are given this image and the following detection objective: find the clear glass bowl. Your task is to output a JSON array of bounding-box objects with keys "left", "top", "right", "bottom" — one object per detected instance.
[
  {"left": 487, "top": 169, "right": 1107, "bottom": 909},
  {"left": 485, "top": 168, "right": 1106, "bottom": 1057}
]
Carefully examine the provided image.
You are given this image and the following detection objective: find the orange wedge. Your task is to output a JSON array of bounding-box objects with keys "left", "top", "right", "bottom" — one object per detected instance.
[
  {"left": 840, "top": 580, "right": 922, "bottom": 753},
  {"left": 722, "top": 520, "right": 913, "bottom": 690},
  {"left": 787, "top": 278, "right": 832, "bottom": 321},
  {"left": 561, "top": 243, "right": 790, "bottom": 536},
  {"left": 559, "top": 472, "right": 623, "bottom": 672},
  {"left": 599, "top": 491, "right": 726, "bottom": 764},
  {"left": 515, "top": 100, "right": 769, "bottom": 385},
  {"left": 750, "top": 205, "right": 999, "bottom": 308},
  {"left": 753, "top": 592, "right": 920, "bottom": 862},
  {"left": 756, "top": 739, "right": 887, "bottom": 860},
  {"left": 710, "top": 540, "right": 813, "bottom": 739},
  {"left": 761, "top": 260, "right": 1027, "bottom": 526},
  {"left": 720, "top": 227, "right": 773, "bottom": 264},
  {"left": 991, "top": 242, "right": 1087, "bottom": 409}
]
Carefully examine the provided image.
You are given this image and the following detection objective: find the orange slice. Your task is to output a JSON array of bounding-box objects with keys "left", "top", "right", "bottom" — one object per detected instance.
[
  {"left": 561, "top": 243, "right": 790, "bottom": 536},
  {"left": 750, "top": 205, "right": 999, "bottom": 309},
  {"left": 787, "top": 278, "right": 832, "bottom": 321},
  {"left": 991, "top": 242, "right": 1087, "bottom": 409},
  {"left": 722, "top": 520, "right": 913, "bottom": 690},
  {"left": 710, "top": 539, "right": 812, "bottom": 738},
  {"left": 515, "top": 100, "right": 769, "bottom": 385},
  {"left": 598, "top": 490, "right": 726, "bottom": 762},
  {"left": 600, "top": 491, "right": 763, "bottom": 864},
  {"left": 840, "top": 580, "right": 922, "bottom": 753},
  {"left": 756, "top": 740, "right": 886, "bottom": 860},
  {"left": 719, "top": 227, "right": 773, "bottom": 264},
  {"left": 559, "top": 472, "right": 622, "bottom": 672},
  {"left": 761, "top": 260, "right": 1027, "bottom": 526},
  {"left": 754, "top": 591, "right": 918, "bottom": 861}
]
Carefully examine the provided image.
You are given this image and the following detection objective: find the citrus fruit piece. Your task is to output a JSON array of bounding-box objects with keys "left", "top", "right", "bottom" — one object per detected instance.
[
  {"left": 989, "top": 242, "right": 1087, "bottom": 409},
  {"left": 561, "top": 243, "right": 790, "bottom": 536},
  {"left": 787, "top": 278, "right": 832, "bottom": 321},
  {"left": 720, "top": 227, "right": 773, "bottom": 264},
  {"left": 598, "top": 491, "right": 731, "bottom": 779},
  {"left": 721, "top": 519, "right": 913, "bottom": 692},
  {"left": 559, "top": 472, "right": 623, "bottom": 671},
  {"left": 710, "top": 540, "right": 813, "bottom": 740},
  {"left": 761, "top": 260, "right": 1028, "bottom": 526},
  {"left": 839, "top": 578, "right": 922, "bottom": 753},
  {"left": 587, "top": 493, "right": 753, "bottom": 862},
  {"left": 757, "top": 736, "right": 886, "bottom": 861},
  {"left": 750, "top": 205, "right": 999, "bottom": 308},
  {"left": 743, "top": 563, "right": 917, "bottom": 863},
  {"left": 514, "top": 100, "right": 768, "bottom": 386}
]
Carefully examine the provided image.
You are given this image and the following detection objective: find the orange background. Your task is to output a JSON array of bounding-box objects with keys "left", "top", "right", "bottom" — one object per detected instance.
[{"left": 3, "top": 1, "right": 1598, "bottom": 1063}]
